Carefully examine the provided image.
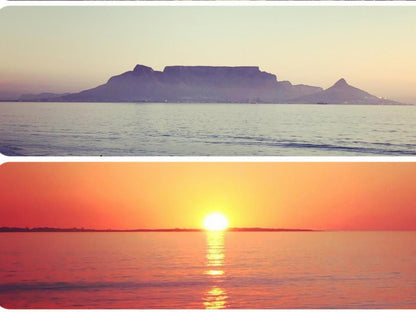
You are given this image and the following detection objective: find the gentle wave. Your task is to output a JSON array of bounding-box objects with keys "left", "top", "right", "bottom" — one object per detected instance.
[
  {"left": 1, "top": 102, "right": 416, "bottom": 156},
  {"left": 0, "top": 272, "right": 400, "bottom": 293}
]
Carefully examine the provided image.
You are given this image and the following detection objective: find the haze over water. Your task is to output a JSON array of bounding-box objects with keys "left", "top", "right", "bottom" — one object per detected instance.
[
  {"left": 0, "top": 231, "right": 415, "bottom": 308},
  {"left": 1, "top": 102, "right": 416, "bottom": 156}
]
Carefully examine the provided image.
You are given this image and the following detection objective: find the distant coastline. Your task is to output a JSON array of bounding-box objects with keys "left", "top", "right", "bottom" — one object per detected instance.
[
  {"left": 1, "top": 100, "right": 412, "bottom": 106},
  {"left": 0, "top": 226, "right": 314, "bottom": 233}
]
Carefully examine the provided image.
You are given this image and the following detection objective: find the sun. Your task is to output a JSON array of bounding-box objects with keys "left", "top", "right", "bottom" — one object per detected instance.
[{"left": 203, "top": 213, "right": 229, "bottom": 231}]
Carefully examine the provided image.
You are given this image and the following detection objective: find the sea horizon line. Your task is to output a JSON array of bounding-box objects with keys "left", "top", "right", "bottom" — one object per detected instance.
[{"left": 0, "top": 226, "right": 315, "bottom": 233}]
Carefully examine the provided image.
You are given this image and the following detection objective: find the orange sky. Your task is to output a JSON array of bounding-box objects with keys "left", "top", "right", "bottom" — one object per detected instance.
[{"left": 1, "top": 162, "right": 415, "bottom": 230}]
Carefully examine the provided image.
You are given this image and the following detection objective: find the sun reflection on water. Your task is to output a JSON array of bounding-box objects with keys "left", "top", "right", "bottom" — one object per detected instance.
[{"left": 203, "top": 231, "right": 228, "bottom": 309}]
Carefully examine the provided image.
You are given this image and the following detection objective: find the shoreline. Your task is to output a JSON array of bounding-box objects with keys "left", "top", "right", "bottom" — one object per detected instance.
[
  {"left": 1, "top": 100, "right": 413, "bottom": 106},
  {"left": 0, "top": 227, "right": 314, "bottom": 233}
]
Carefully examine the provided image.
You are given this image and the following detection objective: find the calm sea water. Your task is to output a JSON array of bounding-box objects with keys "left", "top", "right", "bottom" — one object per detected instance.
[
  {"left": 1, "top": 102, "right": 415, "bottom": 156},
  {"left": 0, "top": 232, "right": 415, "bottom": 308}
]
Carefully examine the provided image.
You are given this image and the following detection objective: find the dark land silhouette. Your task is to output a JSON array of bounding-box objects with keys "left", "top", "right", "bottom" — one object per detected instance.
[
  {"left": 15, "top": 64, "right": 404, "bottom": 105},
  {"left": 0, "top": 226, "right": 314, "bottom": 232},
  {"left": 289, "top": 78, "right": 401, "bottom": 105}
]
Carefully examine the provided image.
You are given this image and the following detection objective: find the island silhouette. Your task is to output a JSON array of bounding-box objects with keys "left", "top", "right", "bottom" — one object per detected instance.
[
  {"left": 0, "top": 226, "right": 314, "bottom": 232},
  {"left": 14, "top": 64, "right": 404, "bottom": 105}
]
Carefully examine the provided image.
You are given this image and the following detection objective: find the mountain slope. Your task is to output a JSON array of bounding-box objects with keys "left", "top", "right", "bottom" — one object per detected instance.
[
  {"left": 15, "top": 66, "right": 405, "bottom": 105},
  {"left": 290, "top": 78, "right": 401, "bottom": 105},
  {"left": 60, "top": 64, "right": 322, "bottom": 103}
]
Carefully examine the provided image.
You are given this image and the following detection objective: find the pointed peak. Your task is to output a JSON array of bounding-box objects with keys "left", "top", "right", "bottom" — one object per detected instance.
[
  {"left": 133, "top": 64, "right": 154, "bottom": 73},
  {"left": 332, "top": 78, "right": 349, "bottom": 88}
]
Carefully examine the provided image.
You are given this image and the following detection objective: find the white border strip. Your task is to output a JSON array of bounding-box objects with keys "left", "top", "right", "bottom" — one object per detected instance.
[
  {"left": 2, "top": 1, "right": 416, "bottom": 6},
  {"left": 2, "top": 156, "right": 416, "bottom": 164}
]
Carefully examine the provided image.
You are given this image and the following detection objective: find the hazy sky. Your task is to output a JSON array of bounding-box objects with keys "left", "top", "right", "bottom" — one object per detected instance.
[
  {"left": 1, "top": 6, "right": 416, "bottom": 102},
  {"left": 1, "top": 162, "right": 416, "bottom": 230}
]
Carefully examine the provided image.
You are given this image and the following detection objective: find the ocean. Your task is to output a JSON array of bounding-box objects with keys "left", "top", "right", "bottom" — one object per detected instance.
[
  {"left": 0, "top": 231, "right": 415, "bottom": 308},
  {"left": 1, "top": 102, "right": 415, "bottom": 156}
]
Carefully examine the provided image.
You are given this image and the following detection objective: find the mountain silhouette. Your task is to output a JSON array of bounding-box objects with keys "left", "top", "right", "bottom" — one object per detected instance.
[
  {"left": 17, "top": 65, "right": 404, "bottom": 105},
  {"left": 290, "top": 78, "right": 401, "bottom": 105},
  {"left": 57, "top": 65, "right": 322, "bottom": 103}
]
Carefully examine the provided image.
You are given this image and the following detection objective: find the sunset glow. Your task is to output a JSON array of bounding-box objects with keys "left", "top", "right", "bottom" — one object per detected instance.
[
  {"left": 1, "top": 162, "right": 416, "bottom": 230},
  {"left": 1, "top": 162, "right": 416, "bottom": 309},
  {"left": 203, "top": 213, "right": 229, "bottom": 231}
]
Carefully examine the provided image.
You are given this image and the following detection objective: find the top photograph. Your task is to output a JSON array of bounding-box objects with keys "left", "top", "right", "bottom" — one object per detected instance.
[{"left": 0, "top": 5, "right": 415, "bottom": 156}]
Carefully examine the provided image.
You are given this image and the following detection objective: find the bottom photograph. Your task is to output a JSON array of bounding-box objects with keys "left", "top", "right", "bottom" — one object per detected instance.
[{"left": 0, "top": 162, "right": 415, "bottom": 309}]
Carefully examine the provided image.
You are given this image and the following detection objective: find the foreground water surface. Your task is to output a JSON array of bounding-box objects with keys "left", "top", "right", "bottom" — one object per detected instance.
[
  {"left": 0, "top": 231, "right": 415, "bottom": 308},
  {"left": 1, "top": 102, "right": 415, "bottom": 156}
]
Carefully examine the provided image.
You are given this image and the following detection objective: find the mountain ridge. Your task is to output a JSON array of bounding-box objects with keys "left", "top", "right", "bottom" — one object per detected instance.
[
  {"left": 58, "top": 64, "right": 321, "bottom": 103},
  {"left": 15, "top": 64, "right": 405, "bottom": 105},
  {"left": 290, "top": 78, "right": 402, "bottom": 105}
]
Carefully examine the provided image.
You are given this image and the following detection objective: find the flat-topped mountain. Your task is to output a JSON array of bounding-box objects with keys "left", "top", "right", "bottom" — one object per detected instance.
[
  {"left": 290, "top": 78, "right": 402, "bottom": 105},
  {"left": 18, "top": 65, "right": 404, "bottom": 104},
  {"left": 58, "top": 65, "right": 322, "bottom": 103}
]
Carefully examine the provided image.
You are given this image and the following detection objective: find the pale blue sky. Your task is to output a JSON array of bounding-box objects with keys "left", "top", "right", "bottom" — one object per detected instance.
[{"left": 1, "top": 6, "right": 416, "bottom": 102}]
